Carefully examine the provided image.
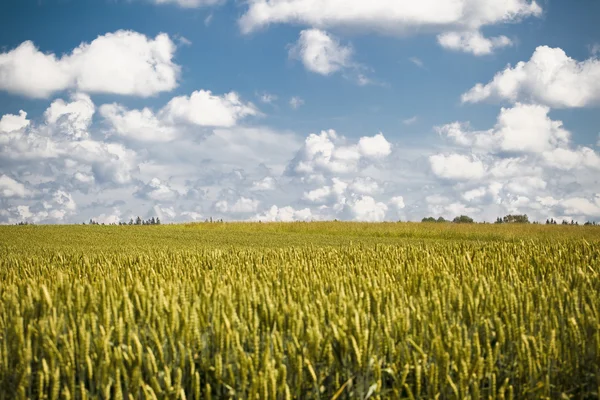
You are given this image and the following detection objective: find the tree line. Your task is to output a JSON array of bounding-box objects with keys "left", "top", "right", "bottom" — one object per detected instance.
[
  {"left": 84, "top": 216, "right": 161, "bottom": 226},
  {"left": 422, "top": 214, "right": 599, "bottom": 225}
]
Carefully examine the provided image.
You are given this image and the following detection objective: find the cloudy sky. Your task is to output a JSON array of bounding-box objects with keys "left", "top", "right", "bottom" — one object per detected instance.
[{"left": 1, "top": 0, "right": 599, "bottom": 224}]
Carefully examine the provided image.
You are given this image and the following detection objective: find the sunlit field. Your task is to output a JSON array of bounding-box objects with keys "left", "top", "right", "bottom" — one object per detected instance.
[{"left": 1, "top": 222, "right": 599, "bottom": 399}]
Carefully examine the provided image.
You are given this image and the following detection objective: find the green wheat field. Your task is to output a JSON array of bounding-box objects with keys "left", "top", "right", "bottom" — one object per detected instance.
[{"left": 1, "top": 222, "right": 599, "bottom": 399}]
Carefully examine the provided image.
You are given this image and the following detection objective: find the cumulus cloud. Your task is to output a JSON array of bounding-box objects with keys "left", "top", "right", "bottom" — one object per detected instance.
[
  {"left": 345, "top": 195, "right": 388, "bottom": 222},
  {"left": 252, "top": 205, "right": 313, "bottom": 222},
  {"left": 289, "top": 29, "right": 354, "bottom": 75},
  {"left": 462, "top": 46, "right": 600, "bottom": 107},
  {"left": 1, "top": 189, "right": 78, "bottom": 224},
  {"left": 239, "top": 0, "right": 542, "bottom": 36},
  {"left": 44, "top": 93, "right": 95, "bottom": 139},
  {"left": 159, "top": 90, "right": 259, "bottom": 127},
  {"left": 287, "top": 130, "right": 392, "bottom": 176},
  {"left": 437, "top": 31, "right": 512, "bottom": 55},
  {"left": 215, "top": 197, "right": 260, "bottom": 214},
  {"left": 251, "top": 177, "right": 276, "bottom": 191},
  {"left": 0, "top": 30, "right": 180, "bottom": 98},
  {"left": 99, "top": 104, "right": 178, "bottom": 142},
  {"left": 100, "top": 90, "right": 258, "bottom": 141},
  {"left": 428, "top": 95, "right": 600, "bottom": 221},
  {"left": 542, "top": 147, "right": 600, "bottom": 171},
  {"left": 0, "top": 175, "right": 28, "bottom": 198},
  {"left": 1, "top": 95, "right": 139, "bottom": 185},
  {"left": 389, "top": 196, "right": 405, "bottom": 210},
  {"left": 0, "top": 110, "right": 30, "bottom": 133},
  {"left": 437, "top": 104, "right": 570, "bottom": 153},
  {"left": 429, "top": 154, "right": 486, "bottom": 181},
  {"left": 135, "top": 178, "right": 179, "bottom": 201}
]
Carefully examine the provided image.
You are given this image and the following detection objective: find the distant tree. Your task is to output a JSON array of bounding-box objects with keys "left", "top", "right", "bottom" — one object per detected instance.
[
  {"left": 436, "top": 217, "right": 447, "bottom": 223},
  {"left": 502, "top": 214, "right": 529, "bottom": 224},
  {"left": 422, "top": 217, "right": 436, "bottom": 223},
  {"left": 453, "top": 215, "right": 474, "bottom": 224},
  {"left": 135, "top": 216, "right": 142, "bottom": 225},
  {"left": 156, "top": 217, "right": 161, "bottom": 225},
  {"left": 495, "top": 217, "right": 503, "bottom": 224},
  {"left": 151, "top": 217, "right": 156, "bottom": 225}
]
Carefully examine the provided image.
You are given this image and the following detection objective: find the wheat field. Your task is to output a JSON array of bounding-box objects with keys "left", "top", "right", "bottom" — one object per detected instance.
[{"left": 1, "top": 223, "right": 599, "bottom": 399}]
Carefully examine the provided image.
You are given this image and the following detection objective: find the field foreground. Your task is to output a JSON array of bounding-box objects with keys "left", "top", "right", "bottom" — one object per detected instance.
[{"left": 1, "top": 222, "right": 599, "bottom": 399}]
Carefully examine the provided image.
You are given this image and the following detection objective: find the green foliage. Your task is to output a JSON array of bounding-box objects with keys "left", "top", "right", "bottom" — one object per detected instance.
[
  {"left": 422, "top": 217, "right": 447, "bottom": 223},
  {"left": 501, "top": 214, "right": 530, "bottom": 224},
  {"left": 1, "top": 223, "right": 599, "bottom": 399},
  {"left": 452, "top": 215, "right": 474, "bottom": 224}
]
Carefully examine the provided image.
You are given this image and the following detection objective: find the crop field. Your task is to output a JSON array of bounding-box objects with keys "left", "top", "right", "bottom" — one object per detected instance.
[{"left": 0, "top": 222, "right": 599, "bottom": 399}]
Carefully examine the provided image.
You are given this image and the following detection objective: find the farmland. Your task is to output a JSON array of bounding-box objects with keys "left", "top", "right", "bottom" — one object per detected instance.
[{"left": 1, "top": 222, "right": 599, "bottom": 399}]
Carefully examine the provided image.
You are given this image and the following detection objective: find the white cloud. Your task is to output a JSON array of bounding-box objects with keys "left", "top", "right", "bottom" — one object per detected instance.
[
  {"left": 348, "top": 177, "right": 379, "bottom": 195},
  {"left": 346, "top": 195, "right": 388, "bottom": 222},
  {"left": 152, "top": 0, "right": 224, "bottom": 7},
  {"left": 2, "top": 189, "right": 78, "bottom": 224},
  {"left": 290, "top": 97, "right": 305, "bottom": 109},
  {"left": 253, "top": 205, "right": 313, "bottom": 222},
  {"left": 135, "top": 178, "right": 179, "bottom": 201},
  {"left": 1, "top": 96, "right": 139, "bottom": 186},
  {"left": 215, "top": 197, "right": 260, "bottom": 214},
  {"left": 289, "top": 29, "right": 354, "bottom": 75},
  {"left": 239, "top": 0, "right": 542, "bottom": 36},
  {"left": 100, "top": 90, "right": 258, "bottom": 141},
  {"left": 429, "top": 154, "right": 486, "bottom": 181},
  {"left": 44, "top": 93, "right": 95, "bottom": 139},
  {"left": 437, "top": 104, "right": 571, "bottom": 153},
  {"left": 0, "top": 110, "right": 30, "bottom": 133},
  {"left": 560, "top": 196, "right": 600, "bottom": 217},
  {"left": 100, "top": 104, "right": 178, "bottom": 142},
  {"left": 152, "top": 205, "right": 177, "bottom": 221},
  {"left": 288, "top": 130, "right": 391, "bottom": 176},
  {"left": 389, "top": 196, "right": 405, "bottom": 210},
  {"left": 0, "top": 30, "right": 180, "bottom": 98},
  {"left": 437, "top": 31, "right": 512, "bottom": 55},
  {"left": 251, "top": 177, "right": 276, "bottom": 191},
  {"left": 159, "top": 90, "right": 258, "bottom": 127},
  {"left": 462, "top": 46, "right": 600, "bottom": 107},
  {"left": 463, "top": 187, "right": 486, "bottom": 201},
  {"left": 409, "top": 57, "right": 424, "bottom": 68},
  {"left": 303, "top": 186, "right": 334, "bottom": 203},
  {"left": 93, "top": 209, "right": 122, "bottom": 225},
  {"left": 358, "top": 133, "right": 392, "bottom": 158},
  {"left": 0, "top": 175, "right": 28, "bottom": 198},
  {"left": 542, "top": 147, "right": 600, "bottom": 171}
]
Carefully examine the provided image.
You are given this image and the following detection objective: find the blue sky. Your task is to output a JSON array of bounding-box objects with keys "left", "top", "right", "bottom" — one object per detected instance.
[{"left": 1, "top": 0, "right": 600, "bottom": 223}]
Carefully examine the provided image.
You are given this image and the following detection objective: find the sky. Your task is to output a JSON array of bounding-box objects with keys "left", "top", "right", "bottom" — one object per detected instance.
[{"left": 1, "top": 0, "right": 600, "bottom": 224}]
